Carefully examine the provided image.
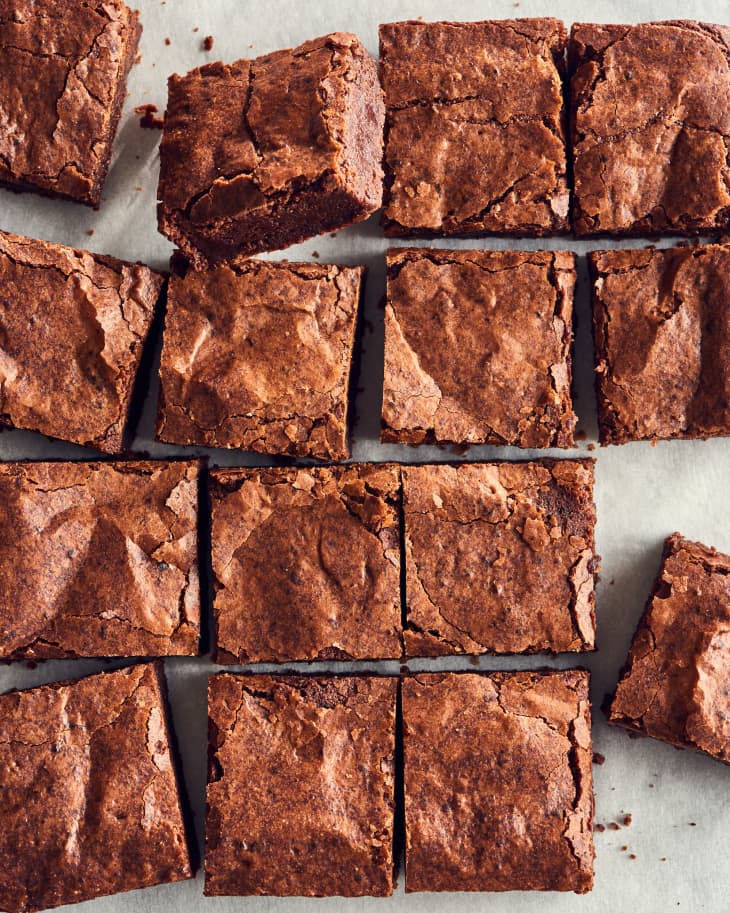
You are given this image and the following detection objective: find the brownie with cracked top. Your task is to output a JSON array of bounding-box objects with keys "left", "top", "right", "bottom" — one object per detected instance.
[
  {"left": 0, "top": 664, "right": 193, "bottom": 913},
  {"left": 0, "top": 229, "right": 163, "bottom": 452},
  {"left": 157, "top": 33, "right": 384, "bottom": 267},
  {"left": 403, "top": 670, "right": 594, "bottom": 892},
  {"left": 590, "top": 244, "right": 730, "bottom": 444},
  {"left": 570, "top": 21, "right": 730, "bottom": 235},
  {"left": 0, "top": 460, "right": 201, "bottom": 660},
  {"left": 381, "top": 247, "right": 577, "bottom": 448},
  {"left": 380, "top": 19, "right": 570, "bottom": 237},
  {"left": 210, "top": 465, "right": 401, "bottom": 663},
  {"left": 157, "top": 258, "right": 363, "bottom": 460},
  {"left": 403, "top": 460, "right": 598, "bottom": 656},
  {"left": 206, "top": 674, "right": 397, "bottom": 896},
  {"left": 608, "top": 533, "right": 730, "bottom": 764},
  {"left": 0, "top": 0, "right": 141, "bottom": 207}
]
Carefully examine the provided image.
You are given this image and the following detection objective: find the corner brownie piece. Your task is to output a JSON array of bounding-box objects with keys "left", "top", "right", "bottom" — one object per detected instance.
[
  {"left": 0, "top": 460, "right": 200, "bottom": 660},
  {"left": 608, "top": 533, "right": 730, "bottom": 764},
  {"left": 403, "top": 461, "right": 597, "bottom": 656},
  {"left": 0, "top": 0, "right": 141, "bottom": 207},
  {"left": 210, "top": 465, "right": 401, "bottom": 663},
  {"left": 403, "top": 671, "right": 594, "bottom": 893},
  {"left": 157, "top": 259, "right": 362, "bottom": 460},
  {"left": 380, "top": 19, "right": 570, "bottom": 237},
  {"left": 0, "top": 664, "right": 192, "bottom": 913},
  {"left": 158, "top": 33, "right": 384, "bottom": 267},
  {"left": 0, "top": 230, "right": 163, "bottom": 452},
  {"left": 381, "top": 248, "right": 577, "bottom": 448},
  {"left": 206, "top": 675, "right": 397, "bottom": 896},
  {"left": 570, "top": 21, "right": 730, "bottom": 235},
  {"left": 590, "top": 244, "right": 730, "bottom": 444}
]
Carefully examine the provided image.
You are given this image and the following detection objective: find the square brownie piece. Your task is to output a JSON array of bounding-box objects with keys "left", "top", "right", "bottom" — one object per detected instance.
[
  {"left": 206, "top": 674, "right": 397, "bottom": 896},
  {"left": 0, "top": 664, "right": 192, "bottom": 913},
  {"left": 0, "top": 0, "right": 141, "bottom": 207},
  {"left": 608, "top": 533, "right": 730, "bottom": 764},
  {"left": 157, "top": 33, "right": 384, "bottom": 267},
  {"left": 0, "top": 460, "right": 201, "bottom": 660},
  {"left": 210, "top": 465, "right": 401, "bottom": 663},
  {"left": 590, "top": 244, "right": 730, "bottom": 444},
  {"left": 381, "top": 248, "right": 577, "bottom": 448},
  {"left": 403, "top": 670, "right": 594, "bottom": 893},
  {"left": 0, "top": 230, "right": 163, "bottom": 452},
  {"left": 157, "top": 259, "right": 362, "bottom": 460},
  {"left": 570, "top": 21, "right": 730, "bottom": 236},
  {"left": 403, "top": 461, "right": 597, "bottom": 656},
  {"left": 380, "top": 19, "right": 570, "bottom": 237}
]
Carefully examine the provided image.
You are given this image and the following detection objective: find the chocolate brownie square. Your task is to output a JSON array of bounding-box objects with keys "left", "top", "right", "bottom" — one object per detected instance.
[
  {"left": 608, "top": 533, "right": 730, "bottom": 764},
  {"left": 0, "top": 664, "right": 192, "bottom": 913},
  {"left": 206, "top": 674, "right": 397, "bottom": 896},
  {"left": 210, "top": 464, "right": 401, "bottom": 663},
  {"left": 380, "top": 19, "right": 570, "bottom": 237},
  {"left": 381, "top": 248, "right": 577, "bottom": 448},
  {"left": 158, "top": 33, "right": 384, "bottom": 267},
  {"left": 157, "top": 259, "right": 362, "bottom": 460},
  {"left": 0, "top": 0, "right": 141, "bottom": 207},
  {"left": 570, "top": 21, "right": 730, "bottom": 235}
]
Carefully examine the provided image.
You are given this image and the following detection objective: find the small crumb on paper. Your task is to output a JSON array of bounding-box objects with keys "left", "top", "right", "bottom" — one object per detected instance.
[
  {"left": 203, "top": 35, "right": 214, "bottom": 51},
  {"left": 592, "top": 752, "right": 606, "bottom": 765},
  {"left": 135, "top": 104, "right": 164, "bottom": 129}
]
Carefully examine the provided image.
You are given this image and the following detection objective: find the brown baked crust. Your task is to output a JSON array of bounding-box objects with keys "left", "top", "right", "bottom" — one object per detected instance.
[
  {"left": 403, "top": 461, "right": 598, "bottom": 656},
  {"left": 403, "top": 670, "right": 594, "bottom": 893},
  {"left": 380, "top": 18, "right": 569, "bottom": 237},
  {"left": 156, "top": 259, "right": 361, "bottom": 460},
  {"left": 205, "top": 674, "right": 397, "bottom": 897},
  {"left": 0, "top": 0, "right": 141, "bottom": 208},
  {"left": 157, "top": 33, "right": 384, "bottom": 267},
  {"left": 210, "top": 465, "right": 401, "bottom": 663},
  {"left": 608, "top": 533, "right": 730, "bottom": 764},
  {"left": 0, "top": 664, "right": 193, "bottom": 913},
  {"left": 381, "top": 247, "right": 576, "bottom": 447},
  {"left": 0, "top": 229, "right": 163, "bottom": 452},
  {"left": 0, "top": 460, "right": 200, "bottom": 659},
  {"left": 570, "top": 21, "right": 730, "bottom": 236},
  {"left": 589, "top": 244, "right": 730, "bottom": 444}
]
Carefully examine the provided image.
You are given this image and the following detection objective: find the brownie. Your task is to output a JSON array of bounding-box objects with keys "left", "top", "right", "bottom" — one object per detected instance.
[
  {"left": 157, "top": 33, "right": 384, "bottom": 267},
  {"left": 570, "top": 21, "right": 730, "bottom": 236},
  {"left": 0, "top": 229, "right": 163, "bottom": 452},
  {"left": 403, "top": 461, "right": 598, "bottom": 656},
  {"left": 0, "top": 460, "right": 200, "bottom": 660},
  {"left": 0, "top": 664, "right": 192, "bottom": 913},
  {"left": 0, "top": 0, "right": 141, "bottom": 207},
  {"left": 379, "top": 19, "right": 570, "bottom": 237},
  {"left": 403, "top": 670, "right": 593, "bottom": 893},
  {"left": 157, "top": 259, "right": 362, "bottom": 460},
  {"left": 608, "top": 533, "right": 730, "bottom": 764},
  {"left": 210, "top": 465, "right": 401, "bottom": 663},
  {"left": 381, "top": 248, "right": 577, "bottom": 448},
  {"left": 590, "top": 244, "right": 730, "bottom": 445},
  {"left": 206, "top": 674, "right": 397, "bottom": 896}
]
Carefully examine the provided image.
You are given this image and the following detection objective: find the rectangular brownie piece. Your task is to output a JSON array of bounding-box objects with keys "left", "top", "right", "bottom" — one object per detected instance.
[
  {"left": 206, "top": 674, "right": 397, "bottom": 896},
  {"left": 0, "top": 460, "right": 201, "bottom": 660},
  {"left": 157, "top": 259, "right": 363, "bottom": 460},
  {"left": 0, "top": 229, "right": 163, "bottom": 452},
  {"left": 0, "top": 664, "right": 193, "bottom": 913},
  {"left": 381, "top": 247, "right": 577, "bottom": 448},
  {"left": 157, "top": 33, "right": 384, "bottom": 267},
  {"left": 590, "top": 244, "right": 730, "bottom": 444},
  {"left": 380, "top": 19, "right": 570, "bottom": 237},
  {"left": 608, "top": 533, "right": 730, "bottom": 764},
  {"left": 403, "top": 670, "right": 594, "bottom": 893},
  {"left": 210, "top": 464, "right": 401, "bottom": 663},
  {"left": 0, "top": 0, "right": 141, "bottom": 207},
  {"left": 403, "top": 460, "right": 598, "bottom": 656},
  {"left": 570, "top": 21, "right": 730, "bottom": 235}
]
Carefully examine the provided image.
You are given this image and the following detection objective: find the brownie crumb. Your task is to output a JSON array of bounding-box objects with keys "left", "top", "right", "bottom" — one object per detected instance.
[
  {"left": 135, "top": 54, "right": 142, "bottom": 65},
  {"left": 661, "top": 857, "right": 667, "bottom": 862},
  {"left": 629, "top": 854, "right": 637, "bottom": 860},
  {"left": 165, "top": 37, "right": 171, "bottom": 46},
  {"left": 623, "top": 814, "right": 633, "bottom": 827},
  {"left": 689, "top": 822, "right": 697, "bottom": 826},
  {"left": 311, "top": 250, "right": 320, "bottom": 258},
  {"left": 592, "top": 752, "right": 606, "bottom": 766},
  {"left": 135, "top": 104, "right": 164, "bottom": 129},
  {"left": 587, "top": 443, "right": 596, "bottom": 451},
  {"left": 608, "top": 822, "right": 621, "bottom": 831},
  {"left": 86, "top": 229, "right": 94, "bottom": 236},
  {"left": 621, "top": 845, "right": 628, "bottom": 852},
  {"left": 203, "top": 35, "right": 214, "bottom": 51},
  {"left": 193, "top": 27, "right": 199, "bottom": 32},
  {"left": 594, "top": 823, "right": 606, "bottom": 833}
]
